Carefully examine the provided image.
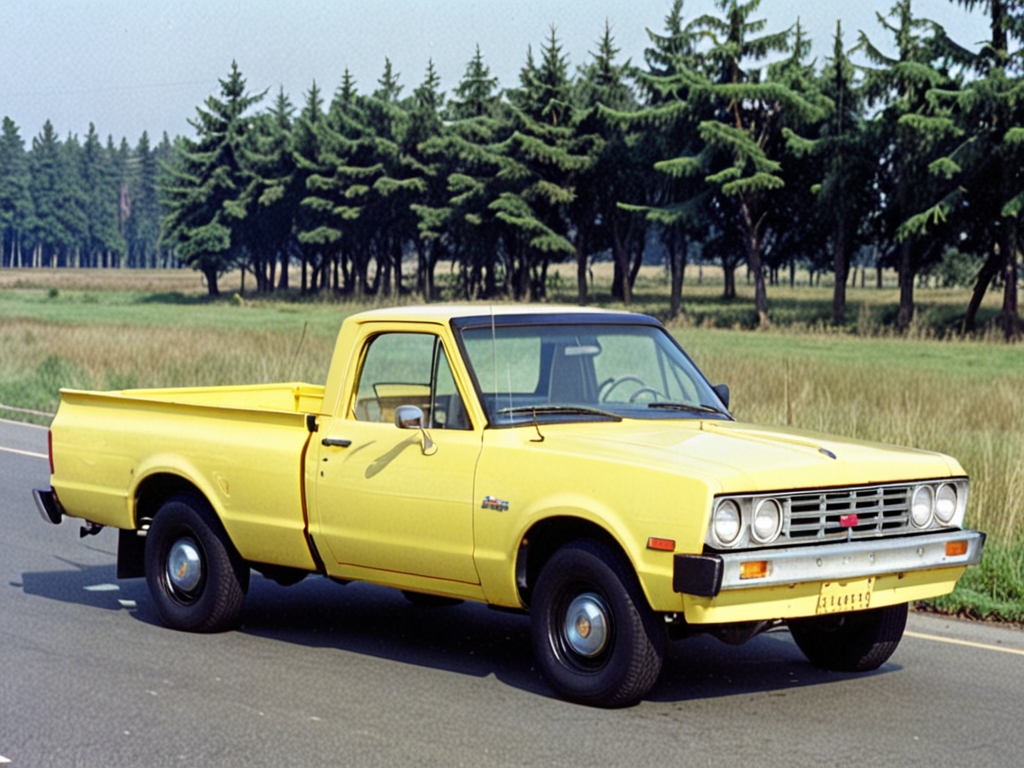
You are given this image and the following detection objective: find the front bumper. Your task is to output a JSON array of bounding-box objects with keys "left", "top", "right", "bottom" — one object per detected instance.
[{"left": 673, "top": 529, "right": 986, "bottom": 598}]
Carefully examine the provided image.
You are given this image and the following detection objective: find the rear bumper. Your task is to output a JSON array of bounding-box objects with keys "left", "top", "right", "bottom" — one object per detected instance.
[
  {"left": 33, "top": 487, "right": 65, "bottom": 525},
  {"left": 674, "top": 529, "right": 986, "bottom": 597}
]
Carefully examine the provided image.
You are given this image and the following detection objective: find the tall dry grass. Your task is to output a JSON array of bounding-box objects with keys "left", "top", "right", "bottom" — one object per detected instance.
[{"left": 0, "top": 319, "right": 335, "bottom": 414}]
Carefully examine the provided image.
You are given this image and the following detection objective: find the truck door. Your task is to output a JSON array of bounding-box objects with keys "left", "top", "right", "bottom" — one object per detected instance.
[{"left": 313, "top": 329, "right": 481, "bottom": 585}]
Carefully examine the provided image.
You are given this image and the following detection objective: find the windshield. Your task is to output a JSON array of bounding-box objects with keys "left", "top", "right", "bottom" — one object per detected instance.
[{"left": 458, "top": 321, "right": 729, "bottom": 425}]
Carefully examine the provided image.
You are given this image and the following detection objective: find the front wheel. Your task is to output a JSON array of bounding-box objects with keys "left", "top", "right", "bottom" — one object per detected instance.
[
  {"left": 787, "top": 602, "right": 908, "bottom": 672},
  {"left": 144, "top": 494, "right": 249, "bottom": 633},
  {"left": 531, "top": 540, "right": 664, "bottom": 708}
]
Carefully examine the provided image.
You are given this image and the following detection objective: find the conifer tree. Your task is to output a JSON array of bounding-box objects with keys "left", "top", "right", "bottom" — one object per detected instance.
[
  {"left": 421, "top": 45, "right": 507, "bottom": 299},
  {"left": 0, "top": 117, "right": 33, "bottom": 267},
  {"left": 858, "top": 0, "right": 963, "bottom": 331},
  {"left": 292, "top": 81, "right": 334, "bottom": 292},
  {"left": 126, "top": 131, "right": 163, "bottom": 268},
  {"left": 500, "top": 28, "right": 594, "bottom": 300},
  {"left": 575, "top": 22, "right": 643, "bottom": 305},
  {"left": 162, "top": 61, "right": 265, "bottom": 296},
  {"left": 246, "top": 87, "right": 299, "bottom": 291},
  {"left": 903, "top": 0, "right": 1022, "bottom": 337},
  {"left": 655, "top": 0, "right": 821, "bottom": 326},
  {"left": 80, "top": 125, "right": 125, "bottom": 267},
  {"left": 785, "top": 22, "right": 874, "bottom": 322},
  {"left": 29, "top": 122, "right": 87, "bottom": 268},
  {"left": 408, "top": 60, "right": 450, "bottom": 299},
  {"left": 624, "top": 0, "right": 709, "bottom": 316}
]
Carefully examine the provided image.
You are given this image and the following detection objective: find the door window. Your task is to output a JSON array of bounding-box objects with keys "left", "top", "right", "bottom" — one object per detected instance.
[{"left": 353, "top": 333, "right": 470, "bottom": 429}]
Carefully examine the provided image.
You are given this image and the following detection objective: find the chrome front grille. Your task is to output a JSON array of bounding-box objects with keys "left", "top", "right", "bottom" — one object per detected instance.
[{"left": 785, "top": 484, "right": 912, "bottom": 542}]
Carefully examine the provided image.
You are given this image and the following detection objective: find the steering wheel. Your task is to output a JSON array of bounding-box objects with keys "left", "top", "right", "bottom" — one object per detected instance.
[
  {"left": 628, "top": 387, "right": 662, "bottom": 403},
  {"left": 598, "top": 375, "right": 648, "bottom": 402}
]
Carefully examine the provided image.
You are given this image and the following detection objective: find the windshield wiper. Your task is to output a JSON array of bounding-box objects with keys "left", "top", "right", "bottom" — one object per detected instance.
[
  {"left": 646, "top": 402, "right": 729, "bottom": 416},
  {"left": 497, "top": 405, "right": 623, "bottom": 422}
]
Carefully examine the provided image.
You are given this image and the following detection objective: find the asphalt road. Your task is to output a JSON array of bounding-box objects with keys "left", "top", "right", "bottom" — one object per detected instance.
[{"left": 2, "top": 417, "right": 1023, "bottom": 767}]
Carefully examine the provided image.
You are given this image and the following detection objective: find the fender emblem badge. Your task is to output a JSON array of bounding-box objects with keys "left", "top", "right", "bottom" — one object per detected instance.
[{"left": 481, "top": 496, "right": 509, "bottom": 512}]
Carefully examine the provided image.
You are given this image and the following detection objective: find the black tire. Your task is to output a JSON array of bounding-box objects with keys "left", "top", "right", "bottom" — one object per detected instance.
[
  {"left": 788, "top": 602, "right": 908, "bottom": 672},
  {"left": 531, "top": 539, "right": 664, "bottom": 708},
  {"left": 144, "top": 494, "right": 249, "bottom": 633},
  {"left": 400, "top": 590, "right": 463, "bottom": 608}
]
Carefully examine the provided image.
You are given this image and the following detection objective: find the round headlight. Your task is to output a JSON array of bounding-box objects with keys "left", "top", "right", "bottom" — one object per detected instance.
[
  {"left": 751, "top": 499, "right": 783, "bottom": 544},
  {"left": 713, "top": 500, "right": 742, "bottom": 546},
  {"left": 911, "top": 485, "right": 934, "bottom": 528},
  {"left": 935, "top": 483, "right": 958, "bottom": 525}
]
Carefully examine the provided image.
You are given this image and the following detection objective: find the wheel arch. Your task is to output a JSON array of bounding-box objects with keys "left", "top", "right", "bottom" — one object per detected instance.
[
  {"left": 516, "top": 516, "right": 635, "bottom": 608},
  {"left": 133, "top": 472, "right": 210, "bottom": 529}
]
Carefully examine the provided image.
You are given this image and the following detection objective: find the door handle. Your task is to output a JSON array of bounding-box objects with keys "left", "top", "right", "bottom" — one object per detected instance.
[{"left": 321, "top": 437, "right": 352, "bottom": 448}]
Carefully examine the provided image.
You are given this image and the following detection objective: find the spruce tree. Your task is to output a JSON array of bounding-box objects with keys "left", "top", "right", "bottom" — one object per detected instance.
[
  {"left": 162, "top": 61, "right": 265, "bottom": 296},
  {"left": 422, "top": 45, "right": 507, "bottom": 299},
  {"left": 655, "top": 0, "right": 821, "bottom": 326},
  {"left": 501, "top": 28, "right": 593, "bottom": 300},
  {"left": 0, "top": 117, "right": 34, "bottom": 267},
  {"left": 903, "top": 0, "right": 1023, "bottom": 338},
  {"left": 785, "top": 23, "right": 874, "bottom": 322},
  {"left": 858, "top": 0, "right": 963, "bottom": 331},
  {"left": 126, "top": 131, "right": 163, "bottom": 268},
  {"left": 80, "top": 125, "right": 125, "bottom": 267},
  {"left": 575, "top": 22, "right": 644, "bottom": 305},
  {"left": 29, "top": 122, "right": 87, "bottom": 268}
]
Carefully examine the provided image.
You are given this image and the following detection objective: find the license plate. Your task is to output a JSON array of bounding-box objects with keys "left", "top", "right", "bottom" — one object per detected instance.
[{"left": 816, "top": 578, "right": 874, "bottom": 615}]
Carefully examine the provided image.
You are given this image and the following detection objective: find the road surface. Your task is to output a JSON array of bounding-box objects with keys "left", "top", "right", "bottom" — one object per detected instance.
[{"left": 2, "top": 417, "right": 1021, "bottom": 767}]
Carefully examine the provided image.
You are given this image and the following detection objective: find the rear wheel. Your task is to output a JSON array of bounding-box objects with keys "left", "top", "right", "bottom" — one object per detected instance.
[
  {"left": 531, "top": 540, "right": 664, "bottom": 708},
  {"left": 787, "top": 603, "right": 908, "bottom": 672},
  {"left": 144, "top": 494, "right": 249, "bottom": 633}
]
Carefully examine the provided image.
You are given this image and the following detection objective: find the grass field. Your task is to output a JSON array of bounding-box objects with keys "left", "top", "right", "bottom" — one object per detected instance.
[{"left": 2, "top": 267, "right": 1021, "bottom": 621}]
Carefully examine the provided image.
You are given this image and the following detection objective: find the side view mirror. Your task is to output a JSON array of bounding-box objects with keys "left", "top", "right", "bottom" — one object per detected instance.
[
  {"left": 394, "top": 405, "right": 436, "bottom": 455},
  {"left": 712, "top": 383, "right": 730, "bottom": 410}
]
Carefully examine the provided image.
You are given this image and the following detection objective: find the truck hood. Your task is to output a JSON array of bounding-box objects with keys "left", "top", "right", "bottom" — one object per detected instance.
[{"left": 544, "top": 419, "right": 962, "bottom": 493}]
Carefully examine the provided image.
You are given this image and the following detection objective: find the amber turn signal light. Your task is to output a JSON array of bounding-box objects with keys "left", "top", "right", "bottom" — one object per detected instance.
[
  {"left": 946, "top": 540, "right": 969, "bottom": 557},
  {"left": 739, "top": 560, "right": 769, "bottom": 580}
]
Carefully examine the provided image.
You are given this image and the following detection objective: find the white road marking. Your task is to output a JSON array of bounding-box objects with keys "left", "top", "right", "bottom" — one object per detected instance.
[
  {"left": 906, "top": 630, "right": 1024, "bottom": 657},
  {"left": 84, "top": 584, "right": 120, "bottom": 592},
  {"left": 0, "top": 445, "right": 47, "bottom": 460},
  {"left": 0, "top": 754, "right": 11, "bottom": 763},
  {"left": 0, "top": 416, "right": 49, "bottom": 428}
]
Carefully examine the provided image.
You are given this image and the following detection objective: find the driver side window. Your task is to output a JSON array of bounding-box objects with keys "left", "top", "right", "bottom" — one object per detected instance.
[{"left": 353, "top": 333, "right": 470, "bottom": 430}]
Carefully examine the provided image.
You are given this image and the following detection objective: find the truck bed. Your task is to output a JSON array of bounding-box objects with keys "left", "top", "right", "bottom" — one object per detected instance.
[{"left": 50, "top": 382, "right": 325, "bottom": 571}]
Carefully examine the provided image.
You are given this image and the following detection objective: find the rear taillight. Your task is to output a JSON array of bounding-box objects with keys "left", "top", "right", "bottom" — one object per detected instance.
[{"left": 48, "top": 430, "right": 54, "bottom": 476}]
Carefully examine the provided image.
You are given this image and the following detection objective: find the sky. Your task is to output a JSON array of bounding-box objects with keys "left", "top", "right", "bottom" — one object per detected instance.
[{"left": 0, "top": 1, "right": 994, "bottom": 145}]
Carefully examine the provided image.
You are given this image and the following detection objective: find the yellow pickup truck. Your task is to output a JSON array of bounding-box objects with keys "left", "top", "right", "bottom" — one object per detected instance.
[{"left": 34, "top": 305, "right": 984, "bottom": 707}]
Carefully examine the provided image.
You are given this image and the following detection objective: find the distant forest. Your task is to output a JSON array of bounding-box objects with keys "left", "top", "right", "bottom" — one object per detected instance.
[{"left": 0, "top": 0, "right": 1021, "bottom": 336}]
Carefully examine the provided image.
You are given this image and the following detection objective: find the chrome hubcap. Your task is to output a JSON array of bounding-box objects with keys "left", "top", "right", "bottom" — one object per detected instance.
[
  {"left": 167, "top": 538, "right": 202, "bottom": 594},
  {"left": 564, "top": 593, "right": 609, "bottom": 657}
]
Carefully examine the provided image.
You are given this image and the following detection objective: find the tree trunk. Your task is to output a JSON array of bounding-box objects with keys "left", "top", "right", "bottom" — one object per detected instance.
[
  {"left": 964, "top": 246, "right": 1001, "bottom": 333},
  {"left": 896, "top": 239, "right": 914, "bottom": 332},
  {"left": 740, "top": 202, "right": 769, "bottom": 326},
  {"left": 723, "top": 261, "right": 736, "bottom": 299},
  {"left": 576, "top": 235, "right": 588, "bottom": 307},
  {"left": 832, "top": 219, "right": 847, "bottom": 326},
  {"left": 612, "top": 226, "right": 632, "bottom": 305},
  {"left": 667, "top": 228, "right": 686, "bottom": 320},
  {"left": 999, "top": 224, "right": 1021, "bottom": 340},
  {"left": 202, "top": 264, "right": 220, "bottom": 297}
]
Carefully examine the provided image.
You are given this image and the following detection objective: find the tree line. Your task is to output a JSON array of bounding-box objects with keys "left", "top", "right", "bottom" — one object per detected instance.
[
  {"left": 0, "top": 119, "right": 176, "bottom": 270},
  {"left": 0, "top": 0, "right": 1021, "bottom": 337}
]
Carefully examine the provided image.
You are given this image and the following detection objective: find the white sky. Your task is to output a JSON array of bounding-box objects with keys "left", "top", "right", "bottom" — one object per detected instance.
[{"left": 0, "top": 1, "right": 992, "bottom": 144}]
